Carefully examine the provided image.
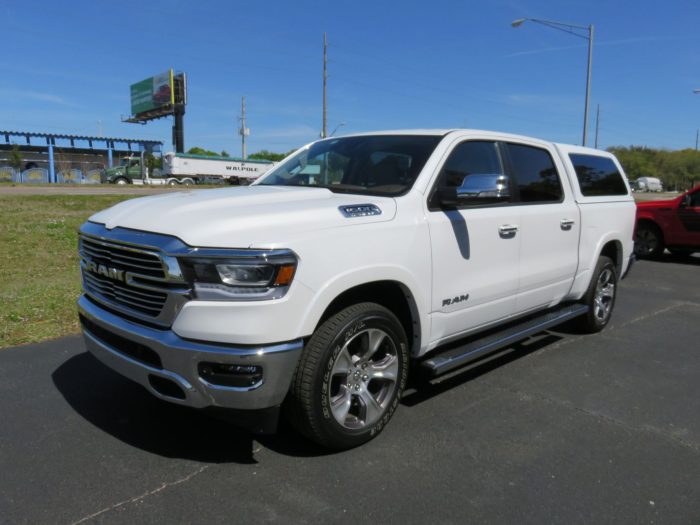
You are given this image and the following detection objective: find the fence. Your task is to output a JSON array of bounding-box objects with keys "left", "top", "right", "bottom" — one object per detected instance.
[{"left": 0, "top": 165, "right": 105, "bottom": 184}]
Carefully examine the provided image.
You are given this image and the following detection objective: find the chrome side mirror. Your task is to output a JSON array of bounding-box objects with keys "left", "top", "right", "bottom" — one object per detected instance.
[{"left": 456, "top": 174, "right": 511, "bottom": 199}]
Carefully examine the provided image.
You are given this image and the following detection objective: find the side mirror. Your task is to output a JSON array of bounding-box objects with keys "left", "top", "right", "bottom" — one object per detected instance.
[
  {"left": 436, "top": 186, "right": 459, "bottom": 207},
  {"left": 680, "top": 194, "right": 691, "bottom": 208},
  {"left": 456, "top": 174, "right": 511, "bottom": 200}
]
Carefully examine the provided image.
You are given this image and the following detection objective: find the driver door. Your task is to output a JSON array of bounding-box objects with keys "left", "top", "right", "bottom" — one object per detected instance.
[
  {"left": 675, "top": 188, "right": 700, "bottom": 244},
  {"left": 426, "top": 140, "right": 520, "bottom": 346}
]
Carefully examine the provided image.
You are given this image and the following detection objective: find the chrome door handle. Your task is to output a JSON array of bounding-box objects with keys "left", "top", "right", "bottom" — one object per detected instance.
[
  {"left": 499, "top": 224, "right": 518, "bottom": 237},
  {"left": 560, "top": 219, "right": 575, "bottom": 231}
]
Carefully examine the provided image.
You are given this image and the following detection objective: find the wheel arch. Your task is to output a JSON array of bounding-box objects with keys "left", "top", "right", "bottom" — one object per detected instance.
[
  {"left": 599, "top": 239, "right": 623, "bottom": 279},
  {"left": 307, "top": 280, "right": 423, "bottom": 357}
]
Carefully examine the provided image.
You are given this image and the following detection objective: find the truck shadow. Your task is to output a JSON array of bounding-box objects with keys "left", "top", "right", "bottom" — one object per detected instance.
[
  {"left": 51, "top": 352, "right": 333, "bottom": 462},
  {"left": 54, "top": 333, "right": 567, "bottom": 460},
  {"left": 656, "top": 252, "right": 700, "bottom": 266},
  {"left": 401, "top": 333, "right": 563, "bottom": 406}
]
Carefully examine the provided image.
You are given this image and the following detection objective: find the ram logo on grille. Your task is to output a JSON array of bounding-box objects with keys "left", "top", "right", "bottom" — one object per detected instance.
[{"left": 84, "top": 259, "right": 125, "bottom": 282}]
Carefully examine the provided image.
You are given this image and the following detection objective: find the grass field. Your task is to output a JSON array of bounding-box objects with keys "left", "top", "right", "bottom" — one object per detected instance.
[{"left": 0, "top": 194, "right": 136, "bottom": 347}]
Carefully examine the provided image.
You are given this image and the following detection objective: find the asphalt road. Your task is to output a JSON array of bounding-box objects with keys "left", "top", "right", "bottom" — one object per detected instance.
[{"left": 1, "top": 255, "right": 699, "bottom": 525}]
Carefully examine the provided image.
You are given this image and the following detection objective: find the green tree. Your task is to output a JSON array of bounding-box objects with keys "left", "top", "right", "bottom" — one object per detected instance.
[
  {"left": 186, "top": 147, "right": 219, "bottom": 156},
  {"left": 7, "top": 144, "right": 23, "bottom": 174},
  {"left": 221, "top": 150, "right": 230, "bottom": 157},
  {"left": 249, "top": 149, "right": 295, "bottom": 162}
]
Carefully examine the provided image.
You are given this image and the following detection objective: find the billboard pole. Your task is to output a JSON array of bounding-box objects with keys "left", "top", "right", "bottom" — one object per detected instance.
[{"left": 173, "top": 105, "right": 185, "bottom": 153}]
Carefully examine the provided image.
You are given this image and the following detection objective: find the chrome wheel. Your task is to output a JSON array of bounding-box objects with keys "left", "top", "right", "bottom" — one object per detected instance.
[
  {"left": 328, "top": 327, "right": 399, "bottom": 430},
  {"left": 593, "top": 268, "right": 615, "bottom": 322},
  {"left": 115, "top": 178, "right": 127, "bottom": 185}
]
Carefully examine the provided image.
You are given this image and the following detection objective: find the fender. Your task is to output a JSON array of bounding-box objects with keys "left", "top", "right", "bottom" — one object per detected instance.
[
  {"left": 568, "top": 231, "right": 628, "bottom": 300},
  {"left": 296, "top": 265, "right": 430, "bottom": 356}
]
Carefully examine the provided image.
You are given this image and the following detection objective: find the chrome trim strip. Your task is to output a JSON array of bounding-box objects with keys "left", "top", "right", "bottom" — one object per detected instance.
[
  {"left": 79, "top": 294, "right": 303, "bottom": 357},
  {"left": 81, "top": 221, "right": 294, "bottom": 259}
]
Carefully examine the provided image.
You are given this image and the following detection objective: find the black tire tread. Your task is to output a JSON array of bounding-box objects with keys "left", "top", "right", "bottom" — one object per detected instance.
[
  {"left": 576, "top": 255, "right": 617, "bottom": 334},
  {"left": 286, "top": 302, "right": 404, "bottom": 448}
]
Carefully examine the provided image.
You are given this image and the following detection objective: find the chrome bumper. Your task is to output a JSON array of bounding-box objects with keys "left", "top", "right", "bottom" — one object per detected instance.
[{"left": 77, "top": 295, "right": 303, "bottom": 410}]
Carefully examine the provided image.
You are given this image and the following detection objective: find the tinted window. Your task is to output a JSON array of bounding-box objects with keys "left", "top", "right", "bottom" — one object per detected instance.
[
  {"left": 507, "top": 144, "right": 562, "bottom": 203},
  {"left": 434, "top": 141, "right": 508, "bottom": 205},
  {"left": 689, "top": 190, "right": 700, "bottom": 207},
  {"left": 258, "top": 135, "right": 441, "bottom": 196},
  {"left": 569, "top": 154, "right": 628, "bottom": 196}
]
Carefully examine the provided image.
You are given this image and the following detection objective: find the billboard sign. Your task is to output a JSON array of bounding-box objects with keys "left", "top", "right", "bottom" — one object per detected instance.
[{"left": 130, "top": 70, "right": 174, "bottom": 116}]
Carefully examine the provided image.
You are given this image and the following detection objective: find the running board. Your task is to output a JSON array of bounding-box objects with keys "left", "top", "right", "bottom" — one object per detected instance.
[{"left": 421, "top": 304, "right": 589, "bottom": 377}]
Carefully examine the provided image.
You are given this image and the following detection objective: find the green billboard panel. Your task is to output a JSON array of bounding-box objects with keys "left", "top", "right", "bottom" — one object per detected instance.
[{"left": 130, "top": 70, "right": 174, "bottom": 116}]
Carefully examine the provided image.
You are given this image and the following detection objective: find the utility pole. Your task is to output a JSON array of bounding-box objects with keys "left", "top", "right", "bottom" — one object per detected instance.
[
  {"left": 322, "top": 32, "right": 327, "bottom": 139},
  {"left": 239, "top": 96, "right": 249, "bottom": 159},
  {"left": 696, "top": 129, "right": 698, "bottom": 151},
  {"left": 594, "top": 104, "right": 600, "bottom": 149}
]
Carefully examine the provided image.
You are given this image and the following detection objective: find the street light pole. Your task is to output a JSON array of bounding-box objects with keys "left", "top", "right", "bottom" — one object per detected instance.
[{"left": 512, "top": 17, "right": 594, "bottom": 147}]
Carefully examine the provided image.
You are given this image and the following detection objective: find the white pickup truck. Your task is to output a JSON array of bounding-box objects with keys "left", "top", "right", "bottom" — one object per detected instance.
[{"left": 78, "top": 130, "right": 635, "bottom": 449}]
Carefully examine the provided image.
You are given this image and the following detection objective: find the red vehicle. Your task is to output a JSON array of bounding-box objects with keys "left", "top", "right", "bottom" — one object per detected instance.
[{"left": 635, "top": 184, "right": 700, "bottom": 257}]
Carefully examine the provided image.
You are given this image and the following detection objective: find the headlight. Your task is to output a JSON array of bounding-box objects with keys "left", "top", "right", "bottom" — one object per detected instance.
[
  {"left": 216, "top": 264, "right": 275, "bottom": 286},
  {"left": 179, "top": 254, "right": 297, "bottom": 301}
]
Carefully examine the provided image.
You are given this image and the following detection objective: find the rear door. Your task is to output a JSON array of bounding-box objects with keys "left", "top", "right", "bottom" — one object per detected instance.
[{"left": 503, "top": 141, "right": 580, "bottom": 314}]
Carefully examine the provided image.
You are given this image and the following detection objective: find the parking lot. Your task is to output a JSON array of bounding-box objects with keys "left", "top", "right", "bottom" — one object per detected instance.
[{"left": 1, "top": 255, "right": 699, "bottom": 524}]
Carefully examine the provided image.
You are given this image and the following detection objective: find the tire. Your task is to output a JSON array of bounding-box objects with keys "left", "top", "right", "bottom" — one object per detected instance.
[
  {"left": 181, "top": 178, "right": 194, "bottom": 186},
  {"left": 167, "top": 179, "right": 179, "bottom": 186},
  {"left": 635, "top": 222, "right": 664, "bottom": 258},
  {"left": 114, "top": 177, "right": 129, "bottom": 185},
  {"left": 286, "top": 302, "right": 409, "bottom": 450},
  {"left": 576, "top": 256, "right": 618, "bottom": 333}
]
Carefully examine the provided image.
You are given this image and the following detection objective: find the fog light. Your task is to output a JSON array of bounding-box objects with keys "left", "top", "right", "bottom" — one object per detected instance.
[{"left": 198, "top": 362, "right": 263, "bottom": 388}]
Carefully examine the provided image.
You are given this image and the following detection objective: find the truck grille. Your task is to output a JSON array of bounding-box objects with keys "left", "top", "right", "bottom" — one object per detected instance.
[
  {"left": 80, "top": 237, "right": 165, "bottom": 278},
  {"left": 80, "top": 236, "right": 169, "bottom": 318}
]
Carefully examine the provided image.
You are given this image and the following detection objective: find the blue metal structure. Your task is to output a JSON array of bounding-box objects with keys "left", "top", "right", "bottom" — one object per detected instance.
[{"left": 1, "top": 131, "right": 163, "bottom": 183}]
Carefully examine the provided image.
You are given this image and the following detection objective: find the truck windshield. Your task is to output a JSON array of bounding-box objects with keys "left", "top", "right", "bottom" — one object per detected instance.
[{"left": 256, "top": 135, "right": 441, "bottom": 196}]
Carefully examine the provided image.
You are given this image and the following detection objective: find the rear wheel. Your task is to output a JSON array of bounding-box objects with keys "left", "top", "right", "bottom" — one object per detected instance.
[
  {"left": 286, "top": 302, "right": 409, "bottom": 450},
  {"left": 167, "top": 179, "right": 179, "bottom": 186},
  {"left": 576, "top": 256, "right": 617, "bottom": 333},
  {"left": 635, "top": 222, "right": 664, "bottom": 258}
]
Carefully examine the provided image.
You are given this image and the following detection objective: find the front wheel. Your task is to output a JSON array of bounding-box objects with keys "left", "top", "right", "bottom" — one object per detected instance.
[
  {"left": 114, "top": 177, "right": 129, "bottom": 185},
  {"left": 576, "top": 255, "right": 618, "bottom": 333},
  {"left": 286, "top": 303, "right": 409, "bottom": 450},
  {"left": 635, "top": 223, "right": 664, "bottom": 258}
]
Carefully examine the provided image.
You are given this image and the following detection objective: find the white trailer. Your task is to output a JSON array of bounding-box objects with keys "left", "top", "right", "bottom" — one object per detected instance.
[
  {"left": 163, "top": 153, "right": 275, "bottom": 184},
  {"left": 636, "top": 176, "right": 663, "bottom": 192}
]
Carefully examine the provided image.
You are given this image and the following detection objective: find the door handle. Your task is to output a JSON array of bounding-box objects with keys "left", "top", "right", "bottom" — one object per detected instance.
[
  {"left": 499, "top": 224, "right": 518, "bottom": 237},
  {"left": 560, "top": 219, "right": 575, "bottom": 231}
]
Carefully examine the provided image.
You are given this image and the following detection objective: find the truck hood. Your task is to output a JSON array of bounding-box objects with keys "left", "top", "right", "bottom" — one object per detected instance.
[
  {"left": 89, "top": 186, "right": 397, "bottom": 248},
  {"left": 636, "top": 198, "right": 677, "bottom": 209}
]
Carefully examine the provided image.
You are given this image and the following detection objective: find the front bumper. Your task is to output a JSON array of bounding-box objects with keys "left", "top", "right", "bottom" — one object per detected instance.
[{"left": 78, "top": 295, "right": 303, "bottom": 412}]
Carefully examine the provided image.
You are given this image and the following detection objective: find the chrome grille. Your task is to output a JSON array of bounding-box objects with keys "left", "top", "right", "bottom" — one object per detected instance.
[
  {"left": 82, "top": 271, "right": 167, "bottom": 316},
  {"left": 80, "top": 236, "right": 165, "bottom": 278},
  {"left": 79, "top": 235, "right": 173, "bottom": 319}
]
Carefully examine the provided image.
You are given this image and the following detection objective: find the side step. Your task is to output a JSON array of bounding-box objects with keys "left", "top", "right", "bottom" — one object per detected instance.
[{"left": 421, "top": 304, "right": 589, "bottom": 377}]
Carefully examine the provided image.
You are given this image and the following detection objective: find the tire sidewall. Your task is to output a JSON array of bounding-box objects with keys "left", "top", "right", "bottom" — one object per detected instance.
[
  {"left": 312, "top": 307, "right": 408, "bottom": 449},
  {"left": 585, "top": 257, "right": 617, "bottom": 331}
]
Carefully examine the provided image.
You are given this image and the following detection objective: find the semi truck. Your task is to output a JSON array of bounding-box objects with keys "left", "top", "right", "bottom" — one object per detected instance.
[{"left": 101, "top": 151, "right": 275, "bottom": 186}]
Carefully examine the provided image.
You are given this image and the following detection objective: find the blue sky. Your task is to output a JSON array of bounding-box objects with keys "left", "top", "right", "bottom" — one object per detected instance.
[{"left": 2, "top": 0, "right": 699, "bottom": 155}]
